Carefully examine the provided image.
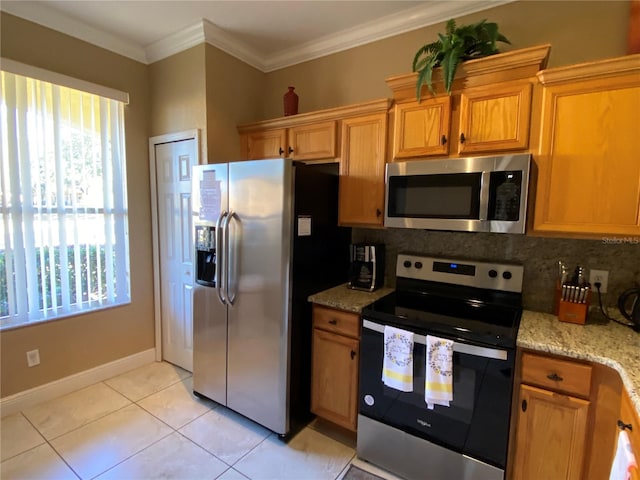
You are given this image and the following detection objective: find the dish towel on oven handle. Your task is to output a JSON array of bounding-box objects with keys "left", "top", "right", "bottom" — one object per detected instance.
[
  {"left": 609, "top": 430, "right": 637, "bottom": 480},
  {"left": 382, "top": 325, "right": 414, "bottom": 392},
  {"left": 425, "top": 335, "right": 453, "bottom": 409}
]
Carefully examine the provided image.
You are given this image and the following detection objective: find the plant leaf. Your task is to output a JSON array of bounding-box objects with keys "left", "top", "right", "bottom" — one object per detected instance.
[{"left": 440, "top": 44, "right": 463, "bottom": 94}]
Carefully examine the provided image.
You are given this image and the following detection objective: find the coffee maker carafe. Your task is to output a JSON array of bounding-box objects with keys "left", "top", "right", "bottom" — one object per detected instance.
[{"left": 348, "top": 243, "right": 385, "bottom": 291}]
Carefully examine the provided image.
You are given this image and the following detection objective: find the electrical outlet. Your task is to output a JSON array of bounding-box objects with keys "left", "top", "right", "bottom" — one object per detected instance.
[
  {"left": 589, "top": 269, "right": 609, "bottom": 294},
  {"left": 26, "top": 349, "right": 40, "bottom": 367}
]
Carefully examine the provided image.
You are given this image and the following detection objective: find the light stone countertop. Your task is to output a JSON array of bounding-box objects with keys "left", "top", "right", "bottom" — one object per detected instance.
[
  {"left": 307, "top": 283, "right": 394, "bottom": 313},
  {"left": 518, "top": 310, "right": 640, "bottom": 415},
  {"left": 308, "top": 284, "right": 640, "bottom": 415}
]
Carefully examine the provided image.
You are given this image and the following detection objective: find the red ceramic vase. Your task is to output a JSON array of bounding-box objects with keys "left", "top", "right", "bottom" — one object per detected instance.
[{"left": 283, "top": 86, "right": 298, "bottom": 116}]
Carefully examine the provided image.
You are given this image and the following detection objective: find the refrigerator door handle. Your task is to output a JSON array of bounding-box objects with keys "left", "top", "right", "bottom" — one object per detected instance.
[
  {"left": 215, "top": 211, "right": 228, "bottom": 304},
  {"left": 224, "top": 210, "right": 239, "bottom": 305}
]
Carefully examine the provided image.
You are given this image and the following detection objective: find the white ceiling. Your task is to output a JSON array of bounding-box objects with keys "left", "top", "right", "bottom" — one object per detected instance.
[{"left": 1, "top": 0, "right": 513, "bottom": 71}]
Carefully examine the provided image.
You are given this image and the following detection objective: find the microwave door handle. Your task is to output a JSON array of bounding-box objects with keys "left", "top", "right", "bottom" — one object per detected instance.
[
  {"left": 479, "top": 171, "right": 491, "bottom": 221},
  {"left": 215, "top": 211, "right": 228, "bottom": 305},
  {"left": 362, "top": 319, "right": 508, "bottom": 361}
]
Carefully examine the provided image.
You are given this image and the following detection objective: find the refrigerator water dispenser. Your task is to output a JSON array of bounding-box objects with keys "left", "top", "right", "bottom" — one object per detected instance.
[{"left": 195, "top": 225, "right": 216, "bottom": 286}]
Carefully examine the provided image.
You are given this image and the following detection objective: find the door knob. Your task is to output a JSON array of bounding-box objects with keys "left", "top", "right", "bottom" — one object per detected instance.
[
  {"left": 351, "top": 350, "right": 356, "bottom": 360},
  {"left": 441, "top": 135, "right": 447, "bottom": 145},
  {"left": 460, "top": 133, "right": 466, "bottom": 144},
  {"left": 279, "top": 147, "right": 284, "bottom": 155}
]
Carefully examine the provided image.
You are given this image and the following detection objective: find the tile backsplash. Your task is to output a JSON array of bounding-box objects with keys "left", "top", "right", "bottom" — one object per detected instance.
[{"left": 352, "top": 228, "right": 640, "bottom": 313}]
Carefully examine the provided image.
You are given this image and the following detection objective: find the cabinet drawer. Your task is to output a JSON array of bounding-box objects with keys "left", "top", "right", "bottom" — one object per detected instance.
[
  {"left": 521, "top": 352, "right": 592, "bottom": 398},
  {"left": 620, "top": 389, "right": 640, "bottom": 457},
  {"left": 312, "top": 305, "right": 360, "bottom": 338}
]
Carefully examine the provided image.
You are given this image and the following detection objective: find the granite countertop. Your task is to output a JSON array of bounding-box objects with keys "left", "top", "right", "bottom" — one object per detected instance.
[
  {"left": 307, "top": 283, "right": 394, "bottom": 313},
  {"left": 518, "top": 310, "right": 640, "bottom": 415},
  {"left": 308, "top": 284, "right": 640, "bottom": 415}
]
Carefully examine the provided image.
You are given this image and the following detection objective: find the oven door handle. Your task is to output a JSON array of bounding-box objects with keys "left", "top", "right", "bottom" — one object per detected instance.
[{"left": 362, "top": 319, "right": 509, "bottom": 361}]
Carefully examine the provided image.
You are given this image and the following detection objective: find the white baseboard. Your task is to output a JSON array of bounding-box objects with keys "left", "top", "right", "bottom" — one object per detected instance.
[{"left": 0, "top": 348, "right": 156, "bottom": 417}]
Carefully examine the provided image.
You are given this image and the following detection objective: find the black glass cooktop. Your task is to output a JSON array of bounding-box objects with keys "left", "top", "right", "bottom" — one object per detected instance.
[{"left": 362, "top": 284, "right": 522, "bottom": 349}]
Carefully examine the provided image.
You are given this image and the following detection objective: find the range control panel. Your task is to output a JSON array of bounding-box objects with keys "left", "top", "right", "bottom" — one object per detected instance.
[{"left": 396, "top": 253, "right": 524, "bottom": 293}]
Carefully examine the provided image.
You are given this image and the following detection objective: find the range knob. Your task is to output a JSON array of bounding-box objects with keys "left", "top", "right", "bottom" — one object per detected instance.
[
  {"left": 403, "top": 260, "right": 412, "bottom": 268},
  {"left": 503, "top": 271, "right": 513, "bottom": 280},
  {"left": 488, "top": 269, "right": 498, "bottom": 278},
  {"left": 414, "top": 261, "right": 423, "bottom": 269}
]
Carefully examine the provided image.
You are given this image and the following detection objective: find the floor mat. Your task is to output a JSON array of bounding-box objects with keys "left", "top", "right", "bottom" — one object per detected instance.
[{"left": 343, "top": 464, "right": 387, "bottom": 480}]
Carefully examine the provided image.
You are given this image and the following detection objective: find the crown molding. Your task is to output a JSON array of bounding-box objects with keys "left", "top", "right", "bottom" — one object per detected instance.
[
  {"left": 2, "top": 1, "right": 515, "bottom": 70},
  {"left": 262, "top": 0, "right": 516, "bottom": 72},
  {"left": 0, "top": 1, "right": 147, "bottom": 63},
  {"left": 145, "top": 21, "right": 205, "bottom": 64},
  {"left": 201, "top": 19, "right": 266, "bottom": 71}
]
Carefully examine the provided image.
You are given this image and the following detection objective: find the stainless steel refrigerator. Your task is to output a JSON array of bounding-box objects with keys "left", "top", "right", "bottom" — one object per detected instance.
[{"left": 191, "top": 158, "right": 350, "bottom": 436}]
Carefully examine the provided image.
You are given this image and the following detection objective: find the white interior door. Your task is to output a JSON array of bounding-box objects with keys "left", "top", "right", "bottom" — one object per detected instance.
[{"left": 153, "top": 137, "right": 197, "bottom": 371}]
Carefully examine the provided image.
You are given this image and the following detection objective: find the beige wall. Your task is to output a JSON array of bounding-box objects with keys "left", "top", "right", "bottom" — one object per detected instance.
[
  {"left": 204, "top": 44, "right": 264, "bottom": 163},
  {"left": 149, "top": 45, "right": 207, "bottom": 160},
  {"left": 0, "top": 12, "right": 153, "bottom": 397},
  {"left": 262, "top": 0, "right": 631, "bottom": 119}
]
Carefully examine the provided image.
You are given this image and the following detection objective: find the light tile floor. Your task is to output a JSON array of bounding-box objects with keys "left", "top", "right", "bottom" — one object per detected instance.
[{"left": 1, "top": 361, "right": 401, "bottom": 480}]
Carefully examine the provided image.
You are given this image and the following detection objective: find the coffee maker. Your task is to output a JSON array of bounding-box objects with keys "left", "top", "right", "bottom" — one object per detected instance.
[{"left": 348, "top": 243, "right": 385, "bottom": 291}]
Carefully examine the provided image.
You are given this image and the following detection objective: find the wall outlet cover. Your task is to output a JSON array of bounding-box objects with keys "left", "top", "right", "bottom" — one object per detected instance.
[
  {"left": 26, "top": 349, "right": 40, "bottom": 367},
  {"left": 589, "top": 269, "right": 609, "bottom": 294}
]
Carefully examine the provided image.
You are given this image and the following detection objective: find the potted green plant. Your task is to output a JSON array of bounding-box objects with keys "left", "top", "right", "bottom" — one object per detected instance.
[{"left": 412, "top": 19, "right": 511, "bottom": 100}]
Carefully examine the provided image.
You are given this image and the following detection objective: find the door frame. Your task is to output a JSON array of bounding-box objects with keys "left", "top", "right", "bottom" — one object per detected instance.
[{"left": 148, "top": 129, "right": 200, "bottom": 362}]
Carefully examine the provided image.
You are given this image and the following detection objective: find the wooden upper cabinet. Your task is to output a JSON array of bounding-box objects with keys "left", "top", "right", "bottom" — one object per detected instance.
[
  {"left": 339, "top": 112, "right": 388, "bottom": 227},
  {"left": 533, "top": 55, "right": 640, "bottom": 236},
  {"left": 241, "top": 122, "right": 336, "bottom": 161},
  {"left": 458, "top": 80, "right": 532, "bottom": 154},
  {"left": 288, "top": 121, "right": 336, "bottom": 161},
  {"left": 392, "top": 96, "right": 451, "bottom": 158},
  {"left": 243, "top": 128, "right": 287, "bottom": 160}
]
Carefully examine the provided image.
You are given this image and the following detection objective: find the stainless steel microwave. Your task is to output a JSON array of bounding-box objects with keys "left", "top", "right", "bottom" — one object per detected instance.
[{"left": 384, "top": 154, "right": 531, "bottom": 234}]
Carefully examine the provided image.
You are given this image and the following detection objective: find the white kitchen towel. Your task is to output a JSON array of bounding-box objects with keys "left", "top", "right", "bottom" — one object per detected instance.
[
  {"left": 382, "top": 325, "right": 414, "bottom": 392},
  {"left": 425, "top": 335, "right": 454, "bottom": 409},
  {"left": 609, "top": 430, "right": 637, "bottom": 480}
]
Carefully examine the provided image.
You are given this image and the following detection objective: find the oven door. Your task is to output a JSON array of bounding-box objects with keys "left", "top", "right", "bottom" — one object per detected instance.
[{"left": 359, "top": 318, "right": 515, "bottom": 470}]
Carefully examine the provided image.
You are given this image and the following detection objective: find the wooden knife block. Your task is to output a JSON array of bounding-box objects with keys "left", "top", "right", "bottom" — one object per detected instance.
[{"left": 555, "top": 282, "right": 591, "bottom": 325}]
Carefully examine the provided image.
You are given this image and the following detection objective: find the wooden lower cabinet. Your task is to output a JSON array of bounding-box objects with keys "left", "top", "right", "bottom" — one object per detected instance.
[
  {"left": 619, "top": 388, "right": 640, "bottom": 480},
  {"left": 513, "top": 384, "right": 590, "bottom": 480},
  {"left": 310, "top": 305, "right": 360, "bottom": 431}
]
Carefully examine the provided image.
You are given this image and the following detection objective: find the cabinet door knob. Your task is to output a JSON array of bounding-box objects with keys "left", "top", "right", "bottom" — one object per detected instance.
[
  {"left": 521, "top": 399, "right": 527, "bottom": 412},
  {"left": 351, "top": 350, "right": 356, "bottom": 360},
  {"left": 547, "top": 372, "right": 563, "bottom": 382},
  {"left": 288, "top": 146, "right": 294, "bottom": 154},
  {"left": 460, "top": 133, "right": 466, "bottom": 144},
  {"left": 328, "top": 319, "right": 337, "bottom": 325},
  {"left": 617, "top": 420, "right": 633, "bottom": 431},
  {"left": 441, "top": 135, "right": 447, "bottom": 145},
  {"left": 376, "top": 208, "right": 382, "bottom": 217},
  {"left": 279, "top": 147, "right": 284, "bottom": 155}
]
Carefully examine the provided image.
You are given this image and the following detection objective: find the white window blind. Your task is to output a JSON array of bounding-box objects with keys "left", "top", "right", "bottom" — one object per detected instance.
[{"left": 0, "top": 70, "right": 130, "bottom": 329}]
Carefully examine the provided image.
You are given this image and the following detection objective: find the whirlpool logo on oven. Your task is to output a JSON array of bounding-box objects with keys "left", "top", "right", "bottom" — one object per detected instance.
[{"left": 417, "top": 418, "right": 432, "bottom": 428}]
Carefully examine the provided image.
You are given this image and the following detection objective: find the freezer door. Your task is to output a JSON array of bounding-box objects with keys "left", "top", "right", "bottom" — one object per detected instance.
[
  {"left": 227, "top": 158, "right": 293, "bottom": 434},
  {"left": 192, "top": 163, "right": 229, "bottom": 405}
]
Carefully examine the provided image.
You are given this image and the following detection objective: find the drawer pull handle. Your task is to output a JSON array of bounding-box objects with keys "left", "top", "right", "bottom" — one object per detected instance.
[
  {"left": 547, "top": 373, "right": 563, "bottom": 382},
  {"left": 328, "top": 319, "right": 338, "bottom": 325},
  {"left": 521, "top": 399, "right": 527, "bottom": 412},
  {"left": 617, "top": 420, "right": 633, "bottom": 431}
]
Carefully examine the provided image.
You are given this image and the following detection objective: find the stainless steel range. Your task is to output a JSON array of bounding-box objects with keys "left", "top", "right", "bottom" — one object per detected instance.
[{"left": 357, "top": 253, "right": 524, "bottom": 480}]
